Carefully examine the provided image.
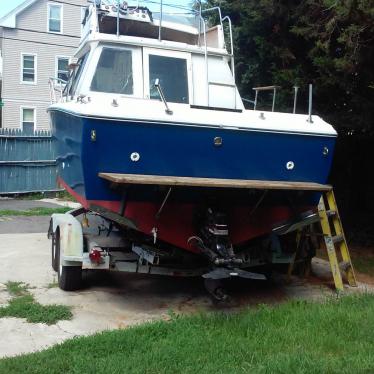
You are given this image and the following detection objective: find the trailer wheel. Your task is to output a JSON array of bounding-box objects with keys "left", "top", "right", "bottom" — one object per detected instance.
[{"left": 55, "top": 229, "right": 82, "bottom": 291}]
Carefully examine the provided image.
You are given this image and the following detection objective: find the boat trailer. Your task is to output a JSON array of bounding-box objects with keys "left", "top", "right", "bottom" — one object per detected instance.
[{"left": 48, "top": 174, "right": 357, "bottom": 301}]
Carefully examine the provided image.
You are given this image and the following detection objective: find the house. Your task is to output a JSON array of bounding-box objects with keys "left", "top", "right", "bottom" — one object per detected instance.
[{"left": 0, "top": 0, "right": 86, "bottom": 131}]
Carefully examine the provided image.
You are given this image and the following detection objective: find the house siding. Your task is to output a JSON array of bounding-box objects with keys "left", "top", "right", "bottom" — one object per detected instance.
[
  {"left": 3, "top": 100, "right": 50, "bottom": 130},
  {"left": 1, "top": 0, "right": 86, "bottom": 130}
]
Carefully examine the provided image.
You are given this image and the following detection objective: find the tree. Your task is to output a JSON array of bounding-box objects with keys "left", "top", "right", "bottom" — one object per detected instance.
[{"left": 205, "top": 0, "right": 374, "bottom": 133}]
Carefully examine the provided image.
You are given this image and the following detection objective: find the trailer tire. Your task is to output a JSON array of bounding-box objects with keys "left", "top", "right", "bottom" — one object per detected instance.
[{"left": 56, "top": 230, "right": 82, "bottom": 291}]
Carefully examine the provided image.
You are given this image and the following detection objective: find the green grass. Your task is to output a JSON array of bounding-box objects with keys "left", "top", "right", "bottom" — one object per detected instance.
[
  {"left": 56, "top": 191, "right": 77, "bottom": 202},
  {"left": 20, "top": 193, "right": 46, "bottom": 200},
  {"left": 0, "top": 207, "right": 71, "bottom": 217},
  {"left": 5, "top": 281, "right": 29, "bottom": 297},
  {"left": 15, "top": 190, "right": 76, "bottom": 202},
  {"left": 47, "top": 281, "right": 59, "bottom": 289},
  {"left": 0, "top": 282, "right": 72, "bottom": 325},
  {"left": 1, "top": 294, "right": 374, "bottom": 373}
]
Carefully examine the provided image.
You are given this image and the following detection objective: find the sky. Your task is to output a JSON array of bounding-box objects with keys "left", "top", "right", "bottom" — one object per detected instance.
[
  {"left": 0, "top": 0, "right": 25, "bottom": 18},
  {"left": 0, "top": 0, "right": 194, "bottom": 19}
]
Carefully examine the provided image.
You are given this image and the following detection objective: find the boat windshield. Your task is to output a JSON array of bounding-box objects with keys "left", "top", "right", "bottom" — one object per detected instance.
[
  {"left": 149, "top": 55, "right": 189, "bottom": 104},
  {"left": 152, "top": 12, "right": 200, "bottom": 29},
  {"left": 66, "top": 53, "right": 89, "bottom": 97},
  {"left": 91, "top": 48, "right": 133, "bottom": 95}
]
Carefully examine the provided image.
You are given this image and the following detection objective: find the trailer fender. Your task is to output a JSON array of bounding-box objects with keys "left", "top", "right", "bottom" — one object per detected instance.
[{"left": 50, "top": 213, "right": 83, "bottom": 264}]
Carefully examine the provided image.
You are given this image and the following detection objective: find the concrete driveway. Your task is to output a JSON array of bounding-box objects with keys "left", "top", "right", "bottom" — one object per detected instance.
[{"left": 0, "top": 201, "right": 371, "bottom": 358}]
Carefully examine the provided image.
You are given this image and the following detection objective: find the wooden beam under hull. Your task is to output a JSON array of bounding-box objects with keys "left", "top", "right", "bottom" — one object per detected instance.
[{"left": 99, "top": 173, "right": 332, "bottom": 191}]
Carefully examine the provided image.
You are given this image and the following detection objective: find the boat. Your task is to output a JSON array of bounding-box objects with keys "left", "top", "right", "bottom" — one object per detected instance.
[{"left": 48, "top": 0, "right": 337, "bottom": 299}]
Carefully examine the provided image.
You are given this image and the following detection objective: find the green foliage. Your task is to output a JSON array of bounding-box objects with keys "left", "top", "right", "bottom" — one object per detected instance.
[
  {"left": 55, "top": 190, "right": 77, "bottom": 202},
  {"left": 1, "top": 295, "right": 374, "bottom": 373},
  {"left": 20, "top": 193, "right": 45, "bottom": 200},
  {"left": 206, "top": 0, "right": 374, "bottom": 132},
  {"left": 0, "top": 282, "right": 72, "bottom": 325}
]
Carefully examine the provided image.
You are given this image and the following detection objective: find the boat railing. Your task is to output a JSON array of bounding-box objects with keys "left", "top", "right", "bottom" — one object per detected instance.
[
  {"left": 249, "top": 84, "right": 314, "bottom": 120},
  {"left": 201, "top": 6, "right": 235, "bottom": 81},
  {"left": 90, "top": 1, "right": 234, "bottom": 62},
  {"left": 222, "top": 15, "right": 234, "bottom": 80},
  {"left": 253, "top": 86, "right": 281, "bottom": 112},
  {"left": 48, "top": 77, "right": 67, "bottom": 104}
]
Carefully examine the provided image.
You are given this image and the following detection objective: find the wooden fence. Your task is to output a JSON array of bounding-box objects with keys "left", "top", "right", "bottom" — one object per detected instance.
[{"left": 0, "top": 128, "right": 60, "bottom": 195}]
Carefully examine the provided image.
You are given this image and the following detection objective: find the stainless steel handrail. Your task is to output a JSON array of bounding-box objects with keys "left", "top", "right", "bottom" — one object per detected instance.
[
  {"left": 48, "top": 77, "right": 67, "bottom": 104},
  {"left": 197, "top": 14, "right": 209, "bottom": 106},
  {"left": 202, "top": 7, "right": 224, "bottom": 33},
  {"left": 222, "top": 15, "right": 235, "bottom": 81},
  {"left": 201, "top": 7, "right": 235, "bottom": 81},
  {"left": 252, "top": 86, "right": 281, "bottom": 112}
]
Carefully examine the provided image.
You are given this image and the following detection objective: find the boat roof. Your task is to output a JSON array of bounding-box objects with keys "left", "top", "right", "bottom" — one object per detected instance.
[{"left": 80, "top": 1, "right": 229, "bottom": 54}]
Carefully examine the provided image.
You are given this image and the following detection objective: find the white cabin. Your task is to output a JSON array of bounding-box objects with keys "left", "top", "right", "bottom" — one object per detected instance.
[
  {"left": 48, "top": 1, "right": 336, "bottom": 138},
  {"left": 56, "top": 0, "right": 243, "bottom": 111}
]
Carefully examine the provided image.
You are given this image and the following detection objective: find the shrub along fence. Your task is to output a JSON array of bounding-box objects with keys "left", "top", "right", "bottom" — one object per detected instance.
[{"left": 0, "top": 128, "right": 60, "bottom": 195}]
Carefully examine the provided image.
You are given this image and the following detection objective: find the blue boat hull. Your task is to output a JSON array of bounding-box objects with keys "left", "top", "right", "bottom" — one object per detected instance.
[
  {"left": 50, "top": 109, "right": 335, "bottom": 250},
  {"left": 50, "top": 109, "right": 336, "bottom": 202}
]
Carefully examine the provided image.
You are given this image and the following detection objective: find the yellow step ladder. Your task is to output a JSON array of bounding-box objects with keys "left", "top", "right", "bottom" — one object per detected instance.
[{"left": 318, "top": 189, "right": 357, "bottom": 291}]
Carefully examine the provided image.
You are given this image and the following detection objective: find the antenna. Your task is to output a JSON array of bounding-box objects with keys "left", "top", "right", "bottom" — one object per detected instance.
[
  {"left": 158, "top": 0, "right": 163, "bottom": 41},
  {"left": 116, "top": 0, "right": 120, "bottom": 37},
  {"left": 293, "top": 86, "right": 299, "bottom": 114},
  {"left": 307, "top": 84, "right": 313, "bottom": 123}
]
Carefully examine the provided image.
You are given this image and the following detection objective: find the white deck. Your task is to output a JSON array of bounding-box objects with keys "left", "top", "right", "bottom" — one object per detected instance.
[{"left": 50, "top": 96, "right": 337, "bottom": 137}]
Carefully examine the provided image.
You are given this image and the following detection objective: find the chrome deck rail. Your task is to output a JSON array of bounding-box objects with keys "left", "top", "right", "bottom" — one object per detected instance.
[{"left": 48, "top": 77, "right": 67, "bottom": 104}]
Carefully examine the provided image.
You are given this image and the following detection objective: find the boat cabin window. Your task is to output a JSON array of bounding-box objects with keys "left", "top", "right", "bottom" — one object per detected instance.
[
  {"left": 149, "top": 55, "right": 189, "bottom": 104},
  {"left": 91, "top": 48, "right": 133, "bottom": 95}
]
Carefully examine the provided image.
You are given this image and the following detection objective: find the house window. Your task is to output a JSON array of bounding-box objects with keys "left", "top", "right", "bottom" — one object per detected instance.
[
  {"left": 21, "top": 108, "right": 36, "bottom": 131},
  {"left": 21, "top": 54, "right": 36, "bottom": 83},
  {"left": 48, "top": 4, "right": 62, "bottom": 33},
  {"left": 57, "top": 57, "right": 69, "bottom": 83}
]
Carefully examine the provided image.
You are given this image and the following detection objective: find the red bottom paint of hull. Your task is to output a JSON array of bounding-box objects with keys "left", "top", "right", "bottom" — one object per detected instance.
[{"left": 59, "top": 178, "right": 312, "bottom": 253}]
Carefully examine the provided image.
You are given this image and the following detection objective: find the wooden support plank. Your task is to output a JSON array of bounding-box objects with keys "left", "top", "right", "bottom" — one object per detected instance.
[{"left": 99, "top": 173, "right": 332, "bottom": 191}]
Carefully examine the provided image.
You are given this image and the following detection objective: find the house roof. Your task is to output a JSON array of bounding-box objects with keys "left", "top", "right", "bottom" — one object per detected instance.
[{"left": 0, "top": 0, "right": 39, "bottom": 28}]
